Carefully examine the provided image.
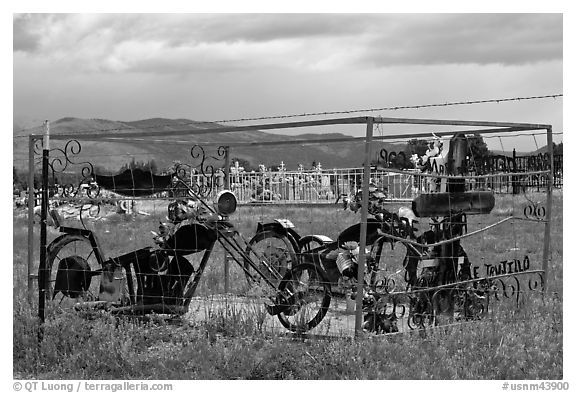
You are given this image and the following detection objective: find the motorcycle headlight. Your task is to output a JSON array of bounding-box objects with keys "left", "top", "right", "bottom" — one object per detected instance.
[{"left": 215, "top": 190, "right": 237, "bottom": 216}]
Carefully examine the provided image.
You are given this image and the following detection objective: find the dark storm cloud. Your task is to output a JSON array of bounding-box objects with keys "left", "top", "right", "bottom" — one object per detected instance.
[
  {"left": 13, "top": 14, "right": 70, "bottom": 53},
  {"left": 360, "top": 14, "right": 562, "bottom": 66},
  {"left": 13, "top": 14, "right": 41, "bottom": 52},
  {"left": 13, "top": 13, "right": 563, "bottom": 74},
  {"left": 177, "top": 13, "right": 370, "bottom": 43},
  {"left": 141, "top": 13, "right": 563, "bottom": 66},
  {"left": 70, "top": 14, "right": 369, "bottom": 46}
]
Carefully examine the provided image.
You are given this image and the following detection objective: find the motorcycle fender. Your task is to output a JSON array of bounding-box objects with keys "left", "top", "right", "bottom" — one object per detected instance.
[
  {"left": 274, "top": 218, "right": 295, "bottom": 229},
  {"left": 256, "top": 221, "right": 301, "bottom": 244},
  {"left": 55, "top": 226, "right": 106, "bottom": 264},
  {"left": 337, "top": 219, "right": 382, "bottom": 246},
  {"left": 57, "top": 226, "right": 94, "bottom": 238}
]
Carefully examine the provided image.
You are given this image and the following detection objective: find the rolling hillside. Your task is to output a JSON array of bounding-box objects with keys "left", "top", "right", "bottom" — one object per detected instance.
[{"left": 13, "top": 117, "right": 401, "bottom": 172}]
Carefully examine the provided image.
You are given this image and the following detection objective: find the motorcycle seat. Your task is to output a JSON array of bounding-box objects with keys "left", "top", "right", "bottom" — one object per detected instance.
[{"left": 412, "top": 191, "right": 495, "bottom": 217}]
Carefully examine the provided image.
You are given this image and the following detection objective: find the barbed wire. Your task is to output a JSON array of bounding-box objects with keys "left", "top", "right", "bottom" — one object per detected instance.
[
  {"left": 13, "top": 93, "right": 563, "bottom": 138},
  {"left": 212, "top": 94, "right": 564, "bottom": 124}
]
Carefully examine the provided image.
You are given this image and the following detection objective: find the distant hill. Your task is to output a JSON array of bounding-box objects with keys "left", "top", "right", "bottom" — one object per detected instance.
[
  {"left": 13, "top": 117, "right": 401, "bottom": 172},
  {"left": 491, "top": 142, "right": 562, "bottom": 157}
]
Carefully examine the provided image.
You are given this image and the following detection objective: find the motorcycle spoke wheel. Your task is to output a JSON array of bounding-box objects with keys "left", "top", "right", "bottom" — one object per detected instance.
[
  {"left": 43, "top": 234, "right": 103, "bottom": 318},
  {"left": 244, "top": 230, "right": 298, "bottom": 291},
  {"left": 276, "top": 263, "right": 331, "bottom": 333}
]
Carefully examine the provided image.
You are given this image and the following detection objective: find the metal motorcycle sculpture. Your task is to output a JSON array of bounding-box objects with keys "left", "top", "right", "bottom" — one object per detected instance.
[
  {"left": 44, "top": 172, "right": 331, "bottom": 333},
  {"left": 276, "top": 133, "right": 497, "bottom": 333}
]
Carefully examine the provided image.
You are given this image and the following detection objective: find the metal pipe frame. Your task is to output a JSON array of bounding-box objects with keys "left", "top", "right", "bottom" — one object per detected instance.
[
  {"left": 35, "top": 116, "right": 550, "bottom": 142},
  {"left": 355, "top": 117, "right": 373, "bottom": 336},
  {"left": 542, "top": 127, "right": 554, "bottom": 291},
  {"left": 28, "top": 115, "right": 555, "bottom": 338}
]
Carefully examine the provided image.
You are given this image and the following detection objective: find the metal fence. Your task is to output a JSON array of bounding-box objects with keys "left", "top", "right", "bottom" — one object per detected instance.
[
  {"left": 189, "top": 161, "right": 563, "bottom": 205},
  {"left": 222, "top": 168, "right": 416, "bottom": 203},
  {"left": 18, "top": 154, "right": 563, "bottom": 207},
  {"left": 24, "top": 116, "right": 557, "bottom": 342}
]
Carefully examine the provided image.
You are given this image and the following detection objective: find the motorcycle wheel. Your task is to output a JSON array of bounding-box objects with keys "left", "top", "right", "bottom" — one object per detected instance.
[
  {"left": 276, "top": 262, "right": 332, "bottom": 333},
  {"left": 43, "top": 234, "right": 106, "bottom": 318},
  {"left": 244, "top": 230, "right": 298, "bottom": 289}
]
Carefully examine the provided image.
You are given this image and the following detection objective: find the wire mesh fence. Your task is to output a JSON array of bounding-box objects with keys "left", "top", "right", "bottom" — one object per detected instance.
[{"left": 21, "top": 117, "right": 558, "bottom": 339}]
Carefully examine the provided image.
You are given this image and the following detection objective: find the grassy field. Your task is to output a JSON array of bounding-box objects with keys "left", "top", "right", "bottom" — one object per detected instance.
[{"left": 13, "top": 192, "right": 563, "bottom": 379}]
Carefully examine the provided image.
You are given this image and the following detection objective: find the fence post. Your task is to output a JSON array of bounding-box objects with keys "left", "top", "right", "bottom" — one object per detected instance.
[
  {"left": 542, "top": 127, "right": 554, "bottom": 293},
  {"left": 223, "top": 146, "right": 230, "bottom": 293},
  {"left": 38, "top": 121, "right": 50, "bottom": 329},
  {"left": 355, "top": 117, "right": 373, "bottom": 337},
  {"left": 512, "top": 149, "right": 518, "bottom": 194},
  {"left": 27, "top": 135, "right": 36, "bottom": 305}
]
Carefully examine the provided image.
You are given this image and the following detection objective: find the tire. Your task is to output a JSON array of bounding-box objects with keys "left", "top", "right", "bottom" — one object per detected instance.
[
  {"left": 43, "top": 234, "right": 105, "bottom": 317},
  {"left": 244, "top": 230, "right": 299, "bottom": 290},
  {"left": 276, "top": 262, "right": 332, "bottom": 333}
]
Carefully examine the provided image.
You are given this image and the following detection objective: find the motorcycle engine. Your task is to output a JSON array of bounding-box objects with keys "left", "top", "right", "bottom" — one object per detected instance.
[{"left": 336, "top": 250, "right": 357, "bottom": 278}]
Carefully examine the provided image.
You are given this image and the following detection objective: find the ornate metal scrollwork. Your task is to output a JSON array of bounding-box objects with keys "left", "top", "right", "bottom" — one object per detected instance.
[
  {"left": 46, "top": 140, "right": 100, "bottom": 200},
  {"left": 33, "top": 137, "right": 45, "bottom": 156},
  {"left": 170, "top": 162, "right": 194, "bottom": 198},
  {"left": 523, "top": 203, "right": 546, "bottom": 221},
  {"left": 78, "top": 203, "right": 101, "bottom": 229},
  {"left": 528, "top": 272, "right": 545, "bottom": 291},
  {"left": 188, "top": 145, "right": 227, "bottom": 198},
  {"left": 521, "top": 192, "right": 548, "bottom": 221},
  {"left": 492, "top": 275, "right": 521, "bottom": 304},
  {"left": 399, "top": 271, "right": 545, "bottom": 330},
  {"left": 35, "top": 139, "right": 101, "bottom": 228},
  {"left": 487, "top": 272, "right": 544, "bottom": 312},
  {"left": 173, "top": 162, "right": 192, "bottom": 181},
  {"left": 407, "top": 290, "right": 435, "bottom": 329}
]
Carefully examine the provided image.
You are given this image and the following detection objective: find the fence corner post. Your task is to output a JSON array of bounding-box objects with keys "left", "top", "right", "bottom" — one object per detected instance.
[
  {"left": 355, "top": 117, "right": 374, "bottom": 337},
  {"left": 223, "top": 146, "right": 230, "bottom": 293},
  {"left": 38, "top": 120, "right": 50, "bottom": 331},
  {"left": 542, "top": 127, "right": 554, "bottom": 293},
  {"left": 27, "top": 135, "right": 36, "bottom": 306}
]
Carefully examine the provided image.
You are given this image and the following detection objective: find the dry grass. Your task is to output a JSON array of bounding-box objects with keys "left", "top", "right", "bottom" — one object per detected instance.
[{"left": 13, "top": 193, "right": 563, "bottom": 379}]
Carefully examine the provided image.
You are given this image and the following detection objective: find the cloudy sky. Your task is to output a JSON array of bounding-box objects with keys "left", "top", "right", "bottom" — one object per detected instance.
[{"left": 12, "top": 13, "right": 563, "bottom": 149}]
